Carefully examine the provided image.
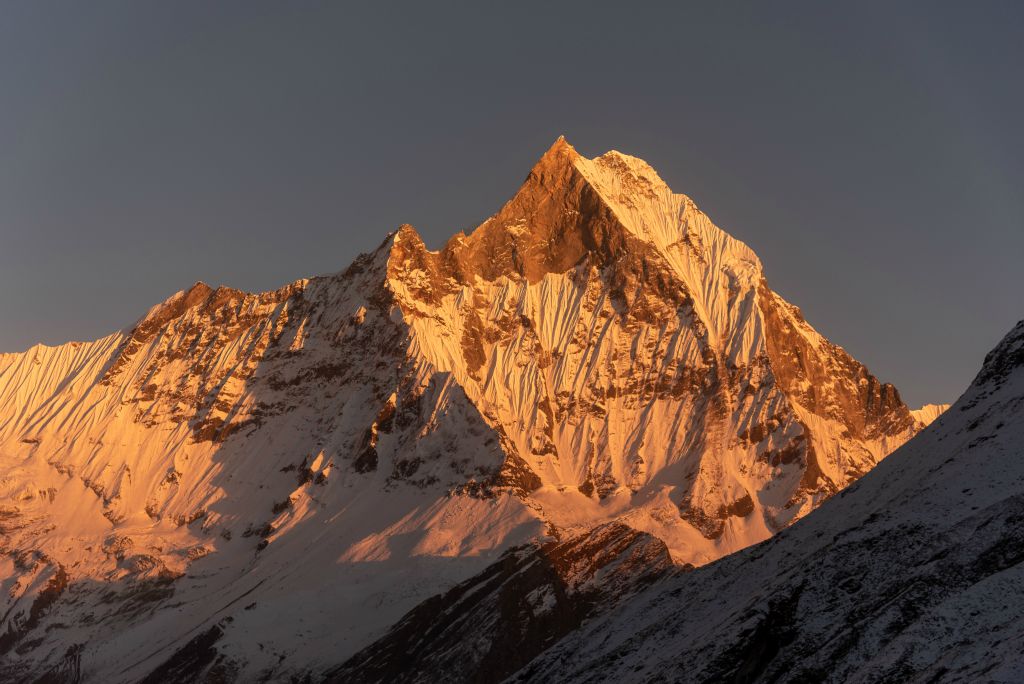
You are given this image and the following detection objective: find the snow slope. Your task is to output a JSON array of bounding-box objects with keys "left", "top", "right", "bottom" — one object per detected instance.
[
  {"left": 508, "top": 319, "right": 1024, "bottom": 683},
  {"left": 0, "top": 139, "right": 929, "bottom": 681}
]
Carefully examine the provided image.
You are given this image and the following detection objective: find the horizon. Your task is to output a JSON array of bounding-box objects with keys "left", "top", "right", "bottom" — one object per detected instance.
[{"left": 2, "top": 3, "right": 1023, "bottom": 408}]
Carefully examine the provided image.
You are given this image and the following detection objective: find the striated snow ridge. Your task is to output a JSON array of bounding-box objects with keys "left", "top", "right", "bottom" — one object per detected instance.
[{"left": 911, "top": 402, "right": 949, "bottom": 427}]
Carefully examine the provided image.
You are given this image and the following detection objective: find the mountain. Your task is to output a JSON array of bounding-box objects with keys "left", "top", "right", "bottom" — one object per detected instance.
[
  {"left": 911, "top": 402, "right": 949, "bottom": 426},
  {"left": 497, "top": 319, "right": 1024, "bottom": 683},
  {"left": 0, "top": 139, "right": 925, "bottom": 682}
]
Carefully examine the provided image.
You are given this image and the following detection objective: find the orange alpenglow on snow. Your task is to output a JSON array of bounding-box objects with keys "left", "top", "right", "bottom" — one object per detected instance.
[{"left": 0, "top": 139, "right": 941, "bottom": 681}]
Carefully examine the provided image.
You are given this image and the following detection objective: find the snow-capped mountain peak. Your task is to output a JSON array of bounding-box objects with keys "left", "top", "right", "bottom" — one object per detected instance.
[{"left": 0, "top": 140, "right": 934, "bottom": 682}]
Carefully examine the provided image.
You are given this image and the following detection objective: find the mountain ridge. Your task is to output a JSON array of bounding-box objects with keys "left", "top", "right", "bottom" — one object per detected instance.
[{"left": 0, "top": 139, "right": 940, "bottom": 681}]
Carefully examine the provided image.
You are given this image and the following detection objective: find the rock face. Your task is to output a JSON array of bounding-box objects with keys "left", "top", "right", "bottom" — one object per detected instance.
[
  {"left": 0, "top": 139, "right": 924, "bottom": 681},
  {"left": 505, "top": 319, "right": 1024, "bottom": 684}
]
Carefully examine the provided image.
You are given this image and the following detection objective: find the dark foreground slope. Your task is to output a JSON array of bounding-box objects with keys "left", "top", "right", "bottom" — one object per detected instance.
[
  {"left": 509, "top": 319, "right": 1024, "bottom": 683},
  {"left": 339, "top": 320, "right": 1024, "bottom": 684}
]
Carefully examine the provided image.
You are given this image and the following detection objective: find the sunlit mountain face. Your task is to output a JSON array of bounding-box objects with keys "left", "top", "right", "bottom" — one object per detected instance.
[{"left": 0, "top": 140, "right": 948, "bottom": 683}]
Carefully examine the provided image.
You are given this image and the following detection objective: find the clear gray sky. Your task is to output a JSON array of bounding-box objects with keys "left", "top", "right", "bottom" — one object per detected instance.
[{"left": 1, "top": 2, "right": 1021, "bottom": 407}]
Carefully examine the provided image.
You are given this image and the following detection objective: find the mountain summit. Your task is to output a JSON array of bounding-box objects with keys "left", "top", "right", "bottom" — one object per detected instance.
[
  {"left": 384, "top": 137, "right": 922, "bottom": 538},
  {"left": 0, "top": 140, "right": 938, "bottom": 681}
]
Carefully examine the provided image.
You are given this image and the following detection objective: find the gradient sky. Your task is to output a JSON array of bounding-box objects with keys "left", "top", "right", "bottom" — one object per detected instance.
[{"left": 1, "top": 2, "right": 1021, "bottom": 407}]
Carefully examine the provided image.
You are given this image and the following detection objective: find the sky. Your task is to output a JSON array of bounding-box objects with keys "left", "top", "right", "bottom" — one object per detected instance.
[{"left": 0, "top": 2, "right": 1021, "bottom": 407}]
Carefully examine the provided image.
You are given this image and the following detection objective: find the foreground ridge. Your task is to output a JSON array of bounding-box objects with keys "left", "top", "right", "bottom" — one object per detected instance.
[{"left": 506, "top": 319, "right": 1024, "bottom": 683}]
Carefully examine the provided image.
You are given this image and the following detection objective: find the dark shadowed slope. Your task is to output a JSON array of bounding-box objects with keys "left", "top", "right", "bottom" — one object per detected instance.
[
  {"left": 328, "top": 522, "right": 672, "bottom": 684},
  {"left": 336, "top": 320, "right": 1023, "bottom": 683}
]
